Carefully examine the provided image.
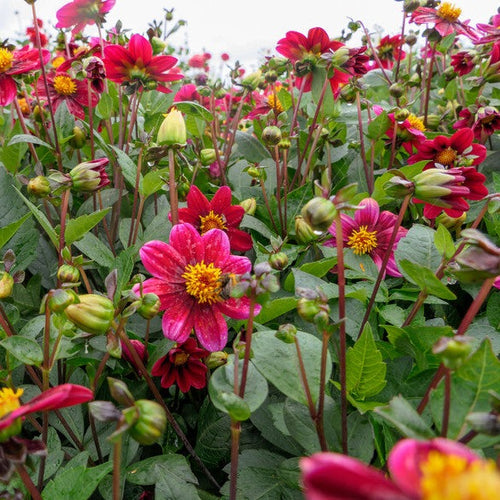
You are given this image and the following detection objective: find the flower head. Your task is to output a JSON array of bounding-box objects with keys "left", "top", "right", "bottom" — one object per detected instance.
[
  {"left": 151, "top": 338, "right": 209, "bottom": 392},
  {"left": 325, "top": 198, "right": 408, "bottom": 277},
  {"left": 133, "top": 223, "right": 259, "bottom": 351},
  {"left": 453, "top": 106, "right": 500, "bottom": 144},
  {"left": 56, "top": 0, "right": 116, "bottom": 34},
  {"left": 175, "top": 185, "right": 253, "bottom": 252},
  {"left": 370, "top": 34, "right": 406, "bottom": 70},
  {"left": 103, "top": 34, "right": 183, "bottom": 93}
]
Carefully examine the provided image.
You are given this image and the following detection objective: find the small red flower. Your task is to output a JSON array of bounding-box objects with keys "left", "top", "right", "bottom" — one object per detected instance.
[
  {"left": 176, "top": 185, "right": 253, "bottom": 252},
  {"left": 451, "top": 50, "right": 476, "bottom": 76},
  {"left": 121, "top": 339, "right": 149, "bottom": 376},
  {"left": 103, "top": 34, "right": 183, "bottom": 93},
  {"left": 152, "top": 338, "right": 209, "bottom": 393},
  {"left": 56, "top": 0, "right": 116, "bottom": 35},
  {"left": 188, "top": 53, "right": 210, "bottom": 70},
  {"left": 370, "top": 34, "right": 406, "bottom": 70},
  {"left": 453, "top": 106, "right": 500, "bottom": 144}
]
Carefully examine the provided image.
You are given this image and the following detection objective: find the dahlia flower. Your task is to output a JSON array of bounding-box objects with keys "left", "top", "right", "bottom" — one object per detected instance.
[
  {"left": 300, "top": 437, "right": 500, "bottom": 500},
  {"left": 55, "top": 0, "right": 116, "bottom": 34},
  {"left": 370, "top": 34, "right": 406, "bottom": 70},
  {"left": 103, "top": 34, "right": 183, "bottom": 93},
  {"left": 151, "top": 338, "right": 209, "bottom": 392},
  {"left": 475, "top": 13, "right": 500, "bottom": 45},
  {"left": 133, "top": 223, "right": 258, "bottom": 351},
  {"left": 0, "top": 46, "right": 50, "bottom": 107},
  {"left": 325, "top": 198, "right": 408, "bottom": 277},
  {"left": 453, "top": 106, "right": 500, "bottom": 144},
  {"left": 176, "top": 185, "right": 253, "bottom": 253}
]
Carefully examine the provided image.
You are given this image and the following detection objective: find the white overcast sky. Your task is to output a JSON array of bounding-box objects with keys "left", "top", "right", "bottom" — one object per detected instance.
[{"left": 2, "top": 0, "right": 498, "bottom": 70}]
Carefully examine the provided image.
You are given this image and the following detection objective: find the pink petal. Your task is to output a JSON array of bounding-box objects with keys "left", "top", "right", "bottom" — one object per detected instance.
[
  {"left": 0, "top": 76, "right": 17, "bottom": 106},
  {"left": 226, "top": 228, "right": 253, "bottom": 252},
  {"left": 193, "top": 307, "right": 228, "bottom": 351},
  {"left": 201, "top": 228, "right": 230, "bottom": 265},
  {"left": 219, "top": 296, "right": 259, "bottom": 320},
  {"left": 161, "top": 299, "right": 195, "bottom": 344},
  {"left": 138, "top": 240, "right": 186, "bottom": 282},
  {"left": 128, "top": 34, "right": 152, "bottom": 66},
  {"left": 355, "top": 198, "right": 380, "bottom": 228},
  {"left": 221, "top": 254, "right": 252, "bottom": 276},
  {"left": 169, "top": 223, "right": 204, "bottom": 262}
]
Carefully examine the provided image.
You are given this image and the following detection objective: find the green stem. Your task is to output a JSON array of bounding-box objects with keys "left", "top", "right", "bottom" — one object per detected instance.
[{"left": 112, "top": 430, "right": 123, "bottom": 500}]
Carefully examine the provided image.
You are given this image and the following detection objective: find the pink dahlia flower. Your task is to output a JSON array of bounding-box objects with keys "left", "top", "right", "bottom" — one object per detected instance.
[
  {"left": 133, "top": 223, "right": 259, "bottom": 351},
  {"left": 175, "top": 185, "right": 253, "bottom": 252},
  {"left": 325, "top": 198, "right": 407, "bottom": 277},
  {"left": 56, "top": 0, "right": 116, "bottom": 35},
  {"left": 301, "top": 437, "right": 500, "bottom": 500}
]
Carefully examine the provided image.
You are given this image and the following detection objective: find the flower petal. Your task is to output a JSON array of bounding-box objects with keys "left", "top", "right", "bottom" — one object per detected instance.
[
  {"left": 193, "top": 307, "right": 228, "bottom": 351},
  {"left": 138, "top": 240, "right": 186, "bottom": 281},
  {"left": 169, "top": 223, "right": 204, "bottom": 263},
  {"left": 355, "top": 198, "right": 380, "bottom": 228},
  {"left": 161, "top": 298, "right": 195, "bottom": 344}
]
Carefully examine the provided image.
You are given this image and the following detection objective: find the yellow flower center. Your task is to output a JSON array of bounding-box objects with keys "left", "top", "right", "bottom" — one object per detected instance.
[
  {"left": 53, "top": 75, "right": 77, "bottom": 96},
  {"left": 18, "top": 98, "right": 30, "bottom": 114},
  {"left": 267, "top": 94, "right": 284, "bottom": 114},
  {"left": 437, "top": 2, "right": 462, "bottom": 22},
  {"left": 420, "top": 451, "right": 500, "bottom": 500},
  {"left": 407, "top": 114, "right": 426, "bottom": 131},
  {"left": 435, "top": 146, "right": 458, "bottom": 166},
  {"left": 173, "top": 351, "right": 189, "bottom": 366},
  {"left": 0, "top": 387, "right": 23, "bottom": 419},
  {"left": 199, "top": 211, "right": 227, "bottom": 234},
  {"left": 347, "top": 225, "right": 378, "bottom": 255},
  {"left": 52, "top": 56, "right": 66, "bottom": 69},
  {"left": 182, "top": 262, "right": 222, "bottom": 305},
  {"left": 0, "top": 48, "right": 14, "bottom": 73}
]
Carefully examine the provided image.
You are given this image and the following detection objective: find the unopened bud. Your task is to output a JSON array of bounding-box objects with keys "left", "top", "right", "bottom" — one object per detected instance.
[
  {"left": 241, "top": 70, "right": 263, "bottom": 90},
  {"left": 466, "top": 412, "right": 500, "bottom": 436},
  {"left": 47, "top": 288, "right": 77, "bottom": 313},
  {"left": 57, "top": 264, "right": 80, "bottom": 285},
  {"left": 389, "top": 83, "right": 404, "bottom": 98},
  {"left": 275, "top": 323, "right": 297, "bottom": 343},
  {"left": 200, "top": 148, "right": 217, "bottom": 166},
  {"left": 205, "top": 351, "right": 228, "bottom": 369},
  {"left": 157, "top": 108, "right": 186, "bottom": 148},
  {"left": 393, "top": 108, "right": 410, "bottom": 122},
  {"left": 239, "top": 197, "right": 256, "bottom": 215},
  {"left": 425, "top": 114, "right": 441, "bottom": 130},
  {"left": 432, "top": 336, "right": 472, "bottom": 369},
  {"left": 64, "top": 294, "right": 115, "bottom": 335},
  {"left": 108, "top": 377, "right": 135, "bottom": 407},
  {"left": 121, "top": 339, "right": 148, "bottom": 375},
  {"left": 69, "top": 126, "right": 86, "bottom": 149},
  {"left": 331, "top": 47, "right": 350, "bottom": 66},
  {"left": 295, "top": 216, "right": 317, "bottom": 244},
  {"left": 136, "top": 293, "right": 161, "bottom": 319},
  {"left": 27, "top": 176, "right": 51, "bottom": 198},
  {"left": 269, "top": 252, "right": 289, "bottom": 271},
  {"left": 69, "top": 158, "right": 110, "bottom": 192},
  {"left": 262, "top": 126, "right": 282, "bottom": 146},
  {"left": 301, "top": 197, "right": 337, "bottom": 232},
  {"left": 150, "top": 36, "right": 166, "bottom": 55},
  {"left": 128, "top": 400, "right": 167, "bottom": 445},
  {"left": 0, "top": 272, "right": 14, "bottom": 299}
]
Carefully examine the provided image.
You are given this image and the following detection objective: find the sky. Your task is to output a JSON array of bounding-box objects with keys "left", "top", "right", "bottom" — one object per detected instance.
[{"left": 2, "top": 0, "right": 498, "bottom": 71}]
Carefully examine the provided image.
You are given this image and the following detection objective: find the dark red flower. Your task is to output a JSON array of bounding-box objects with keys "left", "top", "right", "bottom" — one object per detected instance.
[
  {"left": 371, "top": 34, "right": 406, "bottom": 70},
  {"left": 56, "top": 0, "right": 116, "bottom": 35},
  {"left": 151, "top": 338, "right": 208, "bottom": 393},
  {"left": 451, "top": 50, "right": 476, "bottom": 76},
  {"left": 26, "top": 20, "right": 48, "bottom": 47},
  {"left": 453, "top": 106, "right": 500, "bottom": 144},
  {"left": 103, "top": 34, "right": 183, "bottom": 93},
  {"left": 175, "top": 185, "right": 253, "bottom": 252}
]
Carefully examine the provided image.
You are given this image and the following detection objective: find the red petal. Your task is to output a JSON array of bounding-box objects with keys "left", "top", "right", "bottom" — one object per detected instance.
[{"left": 128, "top": 34, "right": 153, "bottom": 66}]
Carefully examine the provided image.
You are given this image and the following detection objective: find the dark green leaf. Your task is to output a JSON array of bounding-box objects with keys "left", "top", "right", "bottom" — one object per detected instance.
[
  {"left": 65, "top": 209, "right": 111, "bottom": 245},
  {"left": 0, "top": 336, "right": 43, "bottom": 366}
]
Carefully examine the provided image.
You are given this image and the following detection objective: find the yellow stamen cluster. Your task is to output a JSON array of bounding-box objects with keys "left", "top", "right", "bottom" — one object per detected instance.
[
  {"left": 407, "top": 114, "right": 426, "bottom": 131},
  {"left": 420, "top": 451, "right": 500, "bottom": 500},
  {"left": 182, "top": 262, "right": 223, "bottom": 305},
  {"left": 0, "top": 387, "right": 23, "bottom": 419},
  {"left": 53, "top": 75, "right": 77, "bottom": 96},
  {"left": 435, "top": 146, "right": 458, "bottom": 166},
  {"left": 437, "top": 2, "right": 462, "bottom": 22},
  {"left": 173, "top": 352, "right": 189, "bottom": 366},
  {"left": 267, "top": 94, "right": 284, "bottom": 114},
  {"left": 0, "top": 48, "right": 14, "bottom": 73},
  {"left": 347, "top": 225, "right": 378, "bottom": 255},
  {"left": 199, "top": 211, "right": 227, "bottom": 234}
]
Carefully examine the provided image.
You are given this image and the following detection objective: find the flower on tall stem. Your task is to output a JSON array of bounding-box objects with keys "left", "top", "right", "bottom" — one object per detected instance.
[
  {"left": 103, "top": 34, "right": 183, "bottom": 93},
  {"left": 55, "top": 0, "right": 116, "bottom": 35},
  {"left": 175, "top": 185, "right": 253, "bottom": 252},
  {"left": 300, "top": 437, "right": 500, "bottom": 500},
  {"left": 0, "top": 46, "right": 50, "bottom": 106},
  {"left": 325, "top": 198, "right": 408, "bottom": 277},
  {"left": 133, "top": 223, "right": 259, "bottom": 352},
  {"left": 369, "top": 34, "right": 406, "bottom": 70}
]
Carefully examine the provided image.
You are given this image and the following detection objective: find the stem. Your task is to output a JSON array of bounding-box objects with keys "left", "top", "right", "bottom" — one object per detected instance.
[
  {"left": 16, "top": 464, "right": 42, "bottom": 500},
  {"left": 294, "top": 337, "right": 317, "bottom": 419},
  {"left": 422, "top": 42, "right": 437, "bottom": 127},
  {"left": 168, "top": 149, "right": 179, "bottom": 225},
  {"left": 229, "top": 419, "right": 241, "bottom": 500},
  {"left": 128, "top": 147, "right": 144, "bottom": 247},
  {"left": 356, "top": 92, "right": 373, "bottom": 194},
  {"left": 112, "top": 431, "right": 123, "bottom": 500},
  {"left": 58, "top": 190, "right": 70, "bottom": 272},
  {"left": 316, "top": 330, "right": 331, "bottom": 451},
  {"left": 441, "top": 368, "right": 451, "bottom": 437},
  {"left": 238, "top": 292, "right": 256, "bottom": 399}
]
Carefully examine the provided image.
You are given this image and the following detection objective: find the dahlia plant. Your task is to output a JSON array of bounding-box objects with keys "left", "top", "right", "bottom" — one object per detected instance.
[{"left": 0, "top": 1, "right": 499, "bottom": 499}]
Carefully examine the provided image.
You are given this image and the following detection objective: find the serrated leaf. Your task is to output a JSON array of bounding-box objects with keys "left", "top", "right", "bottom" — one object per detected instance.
[
  {"left": 111, "top": 146, "right": 143, "bottom": 192},
  {"left": 395, "top": 224, "right": 442, "bottom": 272},
  {"left": 73, "top": 232, "right": 115, "bottom": 268},
  {"left": 8, "top": 134, "right": 54, "bottom": 149},
  {"left": 0, "top": 212, "right": 31, "bottom": 249},
  {"left": 434, "top": 224, "right": 456, "bottom": 259},
  {"left": 366, "top": 111, "right": 392, "bottom": 140},
  {"left": 64, "top": 209, "right": 111, "bottom": 245},
  {"left": 0, "top": 336, "right": 43, "bottom": 366},
  {"left": 346, "top": 323, "right": 387, "bottom": 399},
  {"left": 141, "top": 167, "right": 169, "bottom": 197},
  {"left": 175, "top": 100, "right": 213, "bottom": 122}
]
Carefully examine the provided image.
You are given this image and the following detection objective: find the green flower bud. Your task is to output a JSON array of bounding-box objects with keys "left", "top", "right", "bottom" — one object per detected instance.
[
  {"left": 128, "top": 399, "right": 167, "bottom": 445},
  {"left": 150, "top": 36, "right": 167, "bottom": 55},
  {"left": 301, "top": 197, "right": 337, "bottom": 232},
  {"left": 47, "top": 288, "right": 78, "bottom": 313},
  {"left": 297, "top": 297, "right": 322, "bottom": 323},
  {"left": 331, "top": 47, "right": 350, "bottom": 66},
  {"left": 278, "top": 138, "right": 291, "bottom": 149},
  {"left": 57, "top": 264, "right": 81, "bottom": 285},
  {"left": 261, "top": 126, "right": 282, "bottom": 146},
  {"left": 425, "top": 114, "right": 441, "bottom": 130},
  {"left": 466, "top": 412, "right": 500, "bottom": 436},
  {"left": 389, "top": 83, "right": 404, "bottom": 99},
  {"left": 64, "top": 294, "right": 115, "bottom": 335},
  {"left": 200, "top": 148, "right": 217, "bottom": 166},
  {"left": 69, "top": 126, "right": 87, "bottom": 149},
  {"left": 27, "top": 176, "right": 51, "bottom": 198},
  {"left": 239, "top": 197, "right": 256, "bottom": 215},
  {"left": 269, "top": 252, "right": 289, "bottom": 271},
  {"left": 393, "top": 108, "right": 411, "bottom": 122},
  {"left": 0, "top": 272, "right": 14, "bottom": 299},
  {"left": 275, "top": 323, "right": 297, "bottom": 343},
  {"left": 432, "top": 336, "right": 472, "bottom": 370},
  {"left": 69, "top": 158, "right": 110, "bottom": 192},
  {"left": 136, "top": 293, "right": 161, "bottom": 319},
  {"left": 157, "top": 108, "right": 187, "bottom": 148},
  {"left": 295, "top": 216, "right": 317, "bottom": 244},
  {"left": 246, "top": 166, "right": 263, "bottom": 179},
  {"left": 205, "top": 351, "right": 228, "bottom": 369},
  {"left": 384, "top": 175, "right": 415, "bottom": 198},
  {"left": 405, "top": 33, "right": 418, "bottom": 46},
  {"left": 241, "top": 70, "right": 263, "bottom": 90},
  {"left": 264, "top": 70, "right": 278, "bottom": 83},
  {"left": 108, "top": 377, "right": 135, "bottom": 407},
  {"left": 339, "top": 84, "right": 357, "bottom": 103}
]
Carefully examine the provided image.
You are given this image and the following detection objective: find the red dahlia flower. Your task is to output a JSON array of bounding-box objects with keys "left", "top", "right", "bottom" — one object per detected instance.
[
  {"left": 325, "top": 198, "right": 408, "bottom": 277},
  {"left": 133, "top": 223, "right": 259, "bottom": 351},
  {"left": 475, "top": 13, "right": 500, "bottom": 45},
  {"left": 176, "top": 185, "right": 253, "bottom": 252},
  {"left": 0, "top": 46, "right": 50, "bottom": 106},
  {"left": 103, "top": 34, "right": 183, "bottom": 93},
  {"left": 453, "top": 106, "right": 500, "bottom": 144},
  {"left": 300, "top": 438, "right": 500, "bottom": 500},
  {"left": 407, "top": 128, "right": 486, "bottom": 169},
  {"left": 56, "top": 0, "right": 116, "bottom": 35},
  {"left": 152, "top": 338, "right": 209, "bottom": 392},
  {"left": 370, "top": 34, "right": 406, "bottom": 70},
  {"left": 451, "top": 50, "right": 476, "bottom": 76},
  {"left": 36, "top": 71, "right": 98, "bottom": 120}
]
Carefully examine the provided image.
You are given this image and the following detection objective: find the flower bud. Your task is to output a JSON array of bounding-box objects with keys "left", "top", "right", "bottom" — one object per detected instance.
[
  {"left": 295, "top": 216, "right": 317, "bottom": 244},
  {"left": 136, "top": 293, "right": 161, "bottom": 319},
  {"left": 69, "top": 158, "right": 110, "bottom": 192},
  {"left": 425, "top": 114, "right": 441, "bottom": 130},
  {"left": 269, "top": 252, "right": 289, "bottom": 271},
  {"left": 339, "top": 84, "right": 357, "bottom": 103},
  {"left": 121, "top": 339, "right": 148, "bottom": 375},
  {"left": 27, "top": 176, "right": 51, "bottom": 198},
  {"left": 69, "top": 126, "right": 87, "bottom": 149},
  {"left": 384, "top": 175, "right": 415, "bottom": 198},
  {"left": 239, "top": 197, "right": 256, "bottom": 215},
  {"left": 64, "top": 294, "right": 115, "bottom": 335},
  {"left": 262, "top": 126, "right": 282, "bottom": 146},
  {"left": 200, "top": 148, "right": 217, "bottom": 166},
  {"left": 403, "top": 0, "right": 421, "bottom": 13},
  {"left": 275, "top": 323, "right": 297, "bottom": 343},
  {"left": 301, "top": 197, "right": 337, "bottom": 232},
  {"left": 47, "top": 288, "right": 77, "bottom": 313},
  {"left": 127, "top": 400, "right": 167, "bottom": 445},
  {"left": 393, "top": 108, "right": 410, "bottom": 122},
  {"left": 57, "top": 264, "right": 81, "bottom": 285},
  {"left": 278, "top": 137, "right": 291, "bottom": 149},
  {"left": 108, "top": 377, "right": 135, "bottom": 407},
  {"left": 157, "top": 108, "right": 186, "bottom": 148},
  {"left": 0, "top": 272, "right": 14, "bottom": 299},
  {"left": 389, "top": 83, "right": 404, "bottom": 98},
  {"left": 466, "top": 412, "right": 500, "bottom": 436},
  {"left": 205, "top": 351, "right": 228, "bottom": 369},
  {"left": 246, "top": 166, "right": 263, "bottom": 179},
  {"left": 435, "top": 212, "right": 466, "bottom": 232},
  {"left": 330, "top": 46, "right": 350, "bottom": 66},
  {"left": 150, "top": 36, "right": 166, "bottom": 55},
  {"left": 432, "top": 336, "right": 472, "bottom": 370},
  {"left": 241, "top": 70, "right": 263, "bottom": 90},
  {"left": 413, "top": 168, "right": 467, "bottom": 205},
  {"left": 297, "top": 297, "right": 322, "bottom": 323}
]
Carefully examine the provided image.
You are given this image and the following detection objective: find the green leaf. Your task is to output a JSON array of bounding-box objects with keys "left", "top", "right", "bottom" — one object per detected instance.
[
  {"left": 255, "top": 296, "right": 297, "bottom": 324},
  {"left": 346, "top": 323, "right": 387, "bottom": 399},
  {"left": 398, "top": 259, "right": 456, "bottom": 300},
  {"left": 374, "top": 395, "right": 436, "bottom": 439},
  {"left": 434, "top": 224, "right": 456, "bottom": 259},
  {"left": 73, "top": 232, "right": 115, "bottom": 268},
  {"left": 0, "top": 336, "right": 43, "bottom": 366},
  {"left": 299, "top": 257, "right": 337, "bottom": 278},
  {"left": 64, "top": 209, "right": 111, "bottom": 245},
  {"left": 235, "top": 130, "right": 271, "bottom": 162},
  {"left": 251, "top": 330, "right": 331, "bottom": 405},
  {"left": 111, "top": 146, "right": 143, "bottom": 192},
  {"left": 175, "top": 100, "right": 214, "bottom": 122},
  {"left": 284, "top": 268, "right": 338, "bottom": 299},
  {"left": 395, "top": 224, "right": 442, "bottom": 272},
  {"left": 141, "top": 167, "right": 169, "bottom": 197},
  {"left": 0, "top": 212, "right": 31, "bottom": 249},
  {"left": 366, "top": 111, "right": 392, "bottom": 140},
  {"left": 8, "top": 134, "right": 54, "bottom": 149},
  {"left": 218, "top": 392, "right": 251, "bottom": 421},
  {"left": 95, "top": 92, "right": 113, "bottom": 119}
]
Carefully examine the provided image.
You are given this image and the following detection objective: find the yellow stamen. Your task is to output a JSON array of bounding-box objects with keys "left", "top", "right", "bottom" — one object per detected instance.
[
  {"left": 173, "top": 352, "right": 189, "bottom": 366},
  {"left": 435, "top": 146, "right": 458, "bottom": 166},
  {"left": 53, "top": 75, "right": 77, "bottom": 96},
  {"left": 199, "top": 211, "right": 227, "bottom": 234},
  {"left": 407, "top": 114, "right": 426, "bottom": 131},
  {"left": 437, "top": 2, "right": 462, "bottom": 22},
  {"left": 51, "top": 56, "right": 66, "bottom": 69},
  {"left": 420, "top": 451, "right": 500, "bottom": 500},
  {"left": 267, "top": 94, "right": 284, "bottom": 114},
  {"left": 182, "top": 262, "right": 222, "bottom": 304},
  {"left": 0, "top": 387, "right": 23, "bottom": 419},
  {"left": 347, "top": 225, "right": 378, "bottom": 255},
  {"left": 0, "top": 48, "right": 14, "bottom": 73},
  {"left": 17, "top": 98, "right": 30, "bottom": 115}
]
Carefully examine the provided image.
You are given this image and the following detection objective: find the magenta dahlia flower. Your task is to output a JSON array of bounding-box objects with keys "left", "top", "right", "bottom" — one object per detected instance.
[
  {"left": 453, "top": 106, "right": 500, "bottom": 144},
  {"left": 151, "top": 338, "right": 209, "bottom": 393},
  {"left": 55, "top": 0, "right": 116, "bottom": 34},
  {"left": 325, "top": 198, "right": 407, "bottom": 277},
  {"left": 103, "top": 34, "right": 183, "bottom": 93},
  {"left": 0, "top": 46, "right": 50, "bottom": 106},
  {"left": 300, "top": 437, "right": 500, "bottom": 500},
  {"left": 133, "top": 223, "right": 259, "bottom": 351},
  {"left": 176, "top": 185, "right": 253, "bottom": 253}
]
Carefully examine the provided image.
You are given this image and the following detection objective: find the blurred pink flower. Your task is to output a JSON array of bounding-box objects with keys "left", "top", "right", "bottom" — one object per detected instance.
[{"left": 55, "top": 0, "right": 116, "bottom": 34}]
